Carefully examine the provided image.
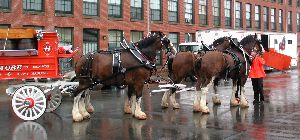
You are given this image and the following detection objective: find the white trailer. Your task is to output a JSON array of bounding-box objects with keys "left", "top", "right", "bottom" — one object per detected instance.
[{"left": 196, "top": 29, "right": 298, "bottom": 68}]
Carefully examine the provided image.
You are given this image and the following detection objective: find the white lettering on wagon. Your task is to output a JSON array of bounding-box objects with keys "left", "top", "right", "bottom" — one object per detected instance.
[
  {"left": 0, "top": 65, "right": 23, "bottom": 71},
  {"left": 31, "top": 71, "right": 48, "bottom": 76},
  {"left": 32, "top": 64, "right": 50, "bottom": 69}
]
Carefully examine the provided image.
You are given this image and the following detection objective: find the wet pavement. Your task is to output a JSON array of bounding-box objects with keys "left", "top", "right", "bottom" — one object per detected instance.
[{"left": 0, "top": 70, "right": 300, "bottom": 140}]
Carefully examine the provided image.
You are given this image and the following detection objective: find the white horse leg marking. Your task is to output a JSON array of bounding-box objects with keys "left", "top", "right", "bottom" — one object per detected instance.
[
  {"left": 79, "top": 93, "right": 90, "bottom": 119},
  {"left": 84, "top": 89, "right": 94, "bottom": 113},
  {"left": 124, "top": 95, "right": 132, "bottom": 114},
  {"left": 230, "top": 85, "right": 240, "bottom": 106},
  {"left": 134, "top": 97, "right": 147, "bottom": 120},
  {"left": 193, "top": 90, "right": 201, "bottom": 112},
  {"left": 131, "top": 95, "right": 136, "bottom": 116},
  {"left": 212, "top": 86, "right": 221, "bottom": 105},
  {"left": 240, "top": 86, "right": 249, "bottom": 108},
  {"left": 161, "top": 90, "right": 170, "bottom": 108},
  {"left": 72, "top": 91, "right": 84, "bottom": 122},
  {"left": 170, "top": 92, "right": 180, "bottom": 109},
  {"left": 199, "top": 87, "right": 210, "bottom": 113}
]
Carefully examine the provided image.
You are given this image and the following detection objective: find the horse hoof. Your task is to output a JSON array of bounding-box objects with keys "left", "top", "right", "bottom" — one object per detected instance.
[
  {"left": 135, "top": 114, "right": 147, "bottom": 120},
  {"left": 193, "top": 105, "right": 201, "bottom": 112},
  {"left": 213, "top": 102, "right": 221, "bottom": 105},
  {"left": 124, "top": 107, "right": 132, "bottom": 114},
  {"left": 73, "top": 115, "right": 84, "bottom": 122},
  {"left": 86, "top": 106, "right": 95, "bottom": 113},
  {"left": 240, "top": 102, "right": 249, "bottom": 108},
  {"left": 83, "top": 114, "right": 91, "bottom": 119},
  {"left": 201, "top": 106, "right": 210, "bottom": 114},
  {"left": 172, "top": 104, "right": 180, "bottom": 109},
  {"left": 161, "top": 103, "right": 169, "bottom": 109},
  {"left": 230, "top": 99, "right": 240, "bottom": 106}
]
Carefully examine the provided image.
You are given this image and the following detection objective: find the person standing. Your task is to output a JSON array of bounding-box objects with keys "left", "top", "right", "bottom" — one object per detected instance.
[{"left": 249, "top": 51, "right": 266, "bottom": 104}]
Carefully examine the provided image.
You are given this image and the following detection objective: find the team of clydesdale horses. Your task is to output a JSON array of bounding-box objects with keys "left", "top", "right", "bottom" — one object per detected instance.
[{"left": 72, "top": 32, "right": 266, "bottom": 121}]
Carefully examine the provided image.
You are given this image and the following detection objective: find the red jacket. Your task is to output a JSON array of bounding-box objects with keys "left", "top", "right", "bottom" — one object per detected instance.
[{"left": 249, "top": 56, "right": 266, "bottom": 78}]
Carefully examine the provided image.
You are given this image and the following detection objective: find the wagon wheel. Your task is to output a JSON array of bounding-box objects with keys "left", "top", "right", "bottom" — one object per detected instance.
[
  {"left": 13, "top": 121, "right": 47, "bottom": 140},
  {"left": 12, "top": 86, "right": 46, "bottom": 121},
  {"left": 45, "top": 88, "right": 62, "bottom": 113}
]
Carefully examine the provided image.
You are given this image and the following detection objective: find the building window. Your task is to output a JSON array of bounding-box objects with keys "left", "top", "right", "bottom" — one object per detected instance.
[
  {"left": 83, "top": 29, "right": 99, "bottom": 55},
  {"left": 131, "top": 0, "right": 143, "bottom": 20},
  {"left": 184, "top": 0, "right": 193, "bottom": 24},
  {"left": 288, "top": 0, "right": 292, "bottom": 5},
  {"left": 55, "top": 27, "right": 73, "bottom": 72},
  {"left": 83, "top": 0, "right": 98, "bottom": 16},
  {"left": 213, "top": 0, "right": 220, "bottom": 26},
  {"left": 168, "top": 33, "right": 179, "bottom": 51},
  {"left": 55, "top": 0, "right": 73, "bottom": 15},
  {"left": 150, "top": 0, "right": 161, "bottom": 21},
  {"left": 246, "top": 4, "right": 251, "bottom": 29},
  {"left": 0, "top": 0, "right": 9, "bottom": 10},
  {"left": 255, "top": 5, "right": 260, "bottom": 30},
  {"left": 235, "top": 1, "right": 242, "bottom": 28},
  {"left": 23, "top": 25, "right": 44, "bottom": 30},
  {"left": 131, "top": 31, "right": 143, "bottom": 42},
  {"left": 298, "top": 0, "right": 300, "bottom": 7},
  {"left": 271, "top": 0, "right": 276, "bottom": 2},
  {"left": 271, "top": 8, "right": 276, "bottom": 31},
  {"left": 224, "top": 0, "right": 231, "bottom": 27},
  {"left": 23, "top": 0, "right": 43, "bottom": 12},
  {"left": 185, "top": 33, "right": 194, "bottom": 42},
  {"left": 108, "top": 0, "right": 122, "bottom": 18},
  {"left": 0, "top": 24, "right": 10, "bottom": 28},
  {"left": 278, "top": 0, "right": 283, "bottom": 4},
  {"left": 108, "top": 30, "right": 123, "bottom": 51},
  {"left": 279, "top": 9, "right": 283, "bottom": 32},
  {"left": 199, "top": 0, "right": 207, "bottom": 25},
  {"left": 168, "top": 0, "right": 178, "bottom": 22},
  {"left": 297, "top": 13, "right": 300, "bottom": 32},
  {"left": 264, "top": 7, "right": 269, "bottom": 31},
  {"left": 288, "top": 11, "right": 292, "bottom": 32}
]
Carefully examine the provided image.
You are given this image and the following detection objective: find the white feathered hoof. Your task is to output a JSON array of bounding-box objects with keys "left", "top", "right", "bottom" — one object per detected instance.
[
  {"left": 200, "top": 106, "right": 210, "bottom": 114},
  {"left": 124, "top": 105, "right": 132, "bottom": 114},
  {"left": 212, "top": 96, "right": 221, "bottom": 105},
  {"left": 240, "top": 99, "right": 249, "bottom": 108},
  {"left": 135, "top": 112, "right": 147, "bottom": 120},
  {"left": 73, "top": 112, "right": 84, "bottom": 122},
  {"left": 172, "top": 103, "right": 180, "bottom": 109},
  {"left": 161, "top": 102, "right": 169, "bottom": 109},
  {"left": 81, "top": 112, "right": 91, "bottom": 120},
  {"left": 86, "top": 105, "right": 95, "bottom": 113},
  {"left": 230, "top": 98, "right": 240, "bottom": 107},
  {"left": 193, "top": 104, "right": 201, "bottom": 112}
]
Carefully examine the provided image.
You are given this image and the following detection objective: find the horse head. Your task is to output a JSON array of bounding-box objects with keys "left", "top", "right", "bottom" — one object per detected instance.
[
  {"left": 212, "top": 36, "right": 231, "bottom": 51},
  {"left": 240, "top": 34, "right": 263, "bottom": 55},
  {"left": 135, "top": 32, "right": 172, "bottom": 62}
]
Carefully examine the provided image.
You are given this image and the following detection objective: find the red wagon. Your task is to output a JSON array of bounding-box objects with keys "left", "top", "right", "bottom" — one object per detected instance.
[{"left": 0, "top": 28, "right": 78, "bottom": 120}]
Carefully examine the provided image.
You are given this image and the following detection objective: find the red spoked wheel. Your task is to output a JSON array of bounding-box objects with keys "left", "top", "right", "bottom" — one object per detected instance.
[{"left": 12, "top": 86, "right": 46, "bottom": 121}]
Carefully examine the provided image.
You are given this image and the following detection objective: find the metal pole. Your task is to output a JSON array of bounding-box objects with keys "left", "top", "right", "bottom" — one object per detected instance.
[{"left": 147, "top": 0, "right": 150, "bottom": 33}]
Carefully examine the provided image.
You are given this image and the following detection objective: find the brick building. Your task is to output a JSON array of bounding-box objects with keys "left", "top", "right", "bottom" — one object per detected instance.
[{"left": 1, "top": 0, "right": 300, "bottom": 67}]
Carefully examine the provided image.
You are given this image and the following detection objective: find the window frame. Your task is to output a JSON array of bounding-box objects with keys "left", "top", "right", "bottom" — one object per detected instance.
[
  {"left": 213, "top": 0, "right": 220, "bottom": 27},
  {"left": 150, "top": 0, "right": 162, "bottom": 21},
  {"left": 224, "top": 0, "right": 231, "bottom": 28},
  {"left": 199, "top": 0, "right": 207, "bottom": 25},
  {"left": 108, "top": 30, "right": 123, "bottom": 51},
  {"left": 254, "top": 5, "right": 260, "bottom": 30},
  {"left": 131, "top": 0, "right": 143, "bottom": 20},
  {"left": 168, "top": 0, "right": 178, "bottom": 23},
  {"left": 23, "top": 0, "right": 44, "bottom": 12},
  {"left": 263, "top": 7, "right": 269, "bottom": 31},
  {"left": 83, "top": 0, "right": 99, "bottom": 16},
  {"left": 235, "top": 1, "right": 242, "bottom": 28},
  {"left": 83, "top": 28, "right": 99, "bottom": 55},
  {"left": 108, "top": 0, "right": 122, "bottom": 18},
  {"left": 0, "top": 0, "right": 10, "bottom": 11},
  {"left": 245, "top": 3, "right": 252, "bottom": 29},
  {"left": 184, "top": 0, "right": 194, "bottom": 24},
  {"left": 55, "top": 0, "right": 73, "bottom": 15}
]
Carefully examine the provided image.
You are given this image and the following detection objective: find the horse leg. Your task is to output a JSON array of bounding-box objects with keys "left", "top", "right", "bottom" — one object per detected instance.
[
  {"left": 169, "top": 88, "right": 180, "bottom": 109},
  {"left": 161, "top": 90, "right": 170, "bottom": 109},
  {"left": 78, "top": 91, "right": 90, "bottom": 119},
  {"left": 133, "top": 84, "right": 146, "bottom": 120},
  {"left": 240, "top": 86, "right": 249, "bottom": 108},
  {"left": 193, "top": 82, "right": 201, "bottom": 112},
  {"left": 84, "top": 89, "right": 94, "bottom": 113},
  {"left": 230, "top": 80, "right": 240, "bottom": 106},
  {"left": 199, "top": 86, "right": 210, "bottom": 113},
  {"left": 124, "top": 85, "right": 133, "bottom": 114},
  {"left": 72, "top": 91, "right": 84, "bottom": 122},
  {"left": 212, "top": 78, "right": 221, "bottom": 105}
]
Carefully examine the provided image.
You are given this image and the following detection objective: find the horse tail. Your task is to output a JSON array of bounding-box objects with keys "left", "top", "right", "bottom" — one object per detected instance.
[
  {"left": 167, "top": 57, "right": 174, "bottom": 72},
  {"left": 195, "top": 57, "right": 203, "bottom": 71}
]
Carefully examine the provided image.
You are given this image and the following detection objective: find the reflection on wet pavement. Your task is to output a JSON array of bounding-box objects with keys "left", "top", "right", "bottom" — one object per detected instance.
[{"left": 0, "top": 70, "right": 300, "bottom": 139}]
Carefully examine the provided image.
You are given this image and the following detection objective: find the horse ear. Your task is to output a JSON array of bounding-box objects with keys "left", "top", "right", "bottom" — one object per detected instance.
[{"left": 254, "top": 33, "right": 257, "bottom": 39}]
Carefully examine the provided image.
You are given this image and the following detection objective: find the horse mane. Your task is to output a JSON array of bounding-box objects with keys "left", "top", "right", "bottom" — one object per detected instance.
[
  {"left": 135, "top": 33, "right": 160, "bottom": 49},
  {"left": 240, "top": 35, "right": 255, "bottom": 46}
]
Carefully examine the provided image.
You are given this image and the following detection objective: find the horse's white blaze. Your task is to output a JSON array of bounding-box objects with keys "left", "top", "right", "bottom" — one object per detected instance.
[
  {"left": 72, "top": 92, "right": 83, "bottom": 121},
  {"left": 240, "top": 86, "right": 249, "bottom": 108},
  {"left": 170, "top": 92, "right": 180, "bottom": 109},
  {"left": 84, "top": 91, "right": 94, "bottom": 113},
  {"left": 78, "top": 95, "right": 90, "bottom": 119},
  {"left": 161, "top": 90, "right": 170, "bottom": 108}
]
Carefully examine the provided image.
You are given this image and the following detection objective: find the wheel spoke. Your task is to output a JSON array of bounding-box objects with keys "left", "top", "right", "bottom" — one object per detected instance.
[
  {"left": 33, "top": 106, "right": 42, "bottom": 113},
  {"left": 32, "top": 108, "right": 37, "bottom": 117}
]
